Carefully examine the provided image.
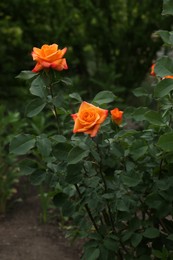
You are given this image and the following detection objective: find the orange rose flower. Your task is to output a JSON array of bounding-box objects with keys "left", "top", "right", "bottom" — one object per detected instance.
[
  {"left": 110, "top": 108, "right": 123, "bottom": 125},
  {"left": 31, "top": 44, "right": 68, "bottom": 72},
  {"left": 71, "top": 102, "right": 108, "bottom": 137},
  {"left": 150, "top": 64, "right": 156, "bottom": 77}
]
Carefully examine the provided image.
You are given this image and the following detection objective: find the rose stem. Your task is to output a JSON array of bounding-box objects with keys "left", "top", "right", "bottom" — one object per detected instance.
[{"left": 74, "top": 184, "right": 102, "bottom": 237}]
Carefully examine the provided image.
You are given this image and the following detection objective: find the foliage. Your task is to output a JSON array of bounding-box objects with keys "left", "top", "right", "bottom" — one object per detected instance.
[
  {"left": 10, "top": 0, "right": 173, "bottom": 258},
  {"left": 0, "top": 0, "right": 172, "bottom": 108},
  {"left": 0, "top": 105, "right": 27, "bottom": 214}
]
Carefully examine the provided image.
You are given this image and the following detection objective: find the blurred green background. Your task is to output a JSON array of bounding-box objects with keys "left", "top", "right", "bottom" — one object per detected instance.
[{"left": 0, "top": 0, "right": 171, "bottom": 110}]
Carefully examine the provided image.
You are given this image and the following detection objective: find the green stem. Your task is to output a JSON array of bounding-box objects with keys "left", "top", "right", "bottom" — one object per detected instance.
[
  {"left": 101, "top": 171, "right": 116, "bottom": 233},
  {"left": 49, "top": 83, "right": 60, "bottom": 134},
  {"left": 94, "top": 140, "right": 116, "bottom": 233},
  {"left": 43, "top": 70, "right": 61, "bottom": 133},
  {"left": 75, "top": 184, "right": 102, "bottom": 236},
  {"left": 92, "top": 138, "right": 129, "bottom": 256},
  {"left": 159, "top": 158, "right": 163, "bottom": 179}
]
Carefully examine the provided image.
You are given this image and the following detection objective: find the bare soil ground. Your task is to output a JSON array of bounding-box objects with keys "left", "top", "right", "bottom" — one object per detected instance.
[{"left": 0, "top": 181, "right": 81, "bottom": 260}]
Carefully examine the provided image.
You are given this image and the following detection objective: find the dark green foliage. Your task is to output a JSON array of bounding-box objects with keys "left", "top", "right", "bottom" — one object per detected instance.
[
  {"left": 0, "top": 0, "right": 172, "bottom": 108},
  {"left": 0, "top": 105, "right": 27, "bottom": 213}
]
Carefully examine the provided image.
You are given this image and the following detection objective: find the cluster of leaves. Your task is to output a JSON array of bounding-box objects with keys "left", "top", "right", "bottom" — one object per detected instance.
[
  {"left": 9, "top": 0, "right": 173, "bottom": 259},
  {"left": 0, "top": 105, "right": 27, "bottom": 214}
]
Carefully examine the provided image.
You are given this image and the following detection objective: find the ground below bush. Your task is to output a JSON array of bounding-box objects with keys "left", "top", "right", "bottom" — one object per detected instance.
[{"left": 0, "top": 181, "right": 81, "bottom": 260}]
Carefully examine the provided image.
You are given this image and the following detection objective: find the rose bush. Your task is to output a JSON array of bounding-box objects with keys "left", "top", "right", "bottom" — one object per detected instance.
[
  {"left": 10, "top": 1, "right": 173, "bottom": 258},
  {"left": 32, "top": 44, "right": 68, "bottom": 72}
]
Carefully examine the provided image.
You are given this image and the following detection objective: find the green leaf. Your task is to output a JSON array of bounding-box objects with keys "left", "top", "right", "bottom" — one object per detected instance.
[
  {"left": 92, "top": 91, "right": 115, "bottom": 105},
  {"left": 62, "top": 201, "right": 75, "bottom": 217},
  {"left": 122, "top": 231, "right": 133, "bottom": 242},
  {"left": 143, "top": 227, "right": 160, "bottom": 239},
  {"left": 10, "top": 134, "right": 35, "bottom": 155},
  {"left": 60, "top": 77, "right": 72, "bottom": 86},
  {"left": 67, "top": 146, "right": 89, "bottom": 164},
  {"left": 30, "top": 170, "right": 46, "bottom": 185},
  {"left": 154, "top": 78, "right": 173, "bottom": 98},
  {"left": 84, "top": 240, "right": 98, "bottom": 249},
  {"left": 66, "top": 163, "right": 83, "bottom": 184},
  {"left": 20, "top": 166, "right": 36, "bottom": 176},
  {"left": 131, "top": 233, "right": 142, "bottom": 247},
  {"left": 162, "top": 247, "right": 169, "bottom": 258},
  {"left": 18, "top": 159, "right": 37, "bottom": 176},
  {"left": 130, "top": 139, "right": 148, "bottom": 160},
  {"left": 132, "top": 107, "right": 148, "bottom": 121},
  {"left": 156, "top": 177, "right": 173, "bottom": 190},
  {"left": 152, "top": 249, "right": 162, "bottom": 258},
  {"left": 26, "top": 98, "right": 46, "bottom": 117},
  {"left": 36, "top": 134, "right": 52, "bottom": 158},
  {"left": 103, "top": 238, "right": 118, "bottom": 252},
  {"left": 16, "top": 70, "right": 38, "bottom": 80},
  {"left": 116, "top": 199, "right": 129, "bottom": 212},
  {"left": 29, "top": 75, "right": 47, "bottom": 99},
  {"left": 162, "top": 0, "right": 173, "bottom": 16},
  {"left": 157, "top": 132, "right": 173, "bottom": 152},
  {"left": 56, "top": 107, "right": 69, "bottom": 115},
  {"left": 122, "top": 174, "right": 141, "bottom": 187},
  {"left": 51, "top": 135, "right": 67, "bottom": 143},
  {"left": 116, "top": 129, "right": 138, "bottom": 138},
  {"left": 69, "top": 92, "right": 82, "bottom": 102},
  {"left": 86, "top": 177, "right": 100, "bottom": 188},
  {"left": 102, "top": 193, "right": 115, "bottom": 199},
  {"left": 85, "top": 248, "right": 100, "bottom": 260},
  {"left": 156, "top": 30, "right": 173, "bottom": 45},
  {"left": 53, "top": 143, "right": 72, "bottom": 161},
  {"left": 144, "top": 110, "right": 164, "bottom": 126},
  {"left": 155, "top": 57, "right": 173, "bottom": 78},
  {"left": 145, "top": 192, "right": 165, "bottom": 210},
  {"left": 167, "top": 234, "right": 173, "bottom": 241},
  {"left": 132, "top": 87, "right": 148, "bottom": 97}
]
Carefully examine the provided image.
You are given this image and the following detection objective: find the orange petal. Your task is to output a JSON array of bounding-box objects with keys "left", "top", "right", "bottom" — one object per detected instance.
[
  {"left": 58, "top": 47, "right": 67, "bottom": 58},
  {"left": 71, "top": 113, "right": 78, "bottom": 121},
  {"left": 39, "top": 60, "right": 51, "bottom": 68},
  {"left": 42, "top": 44, "right": 58, "bottom": 53},
  {"left": 32, "top": 47, "right": 42, "bottom": 56},
  {"left": 32, "top": 62, "right": 44, "bottom": 72},
  {"left": 46, "top": 47, "right": 67, "bottom": 61},
  {"left": 150, "top": 64, "right": 156, "bottom": 76},
  {"left": 164, "top": 75, "right": 173, "bottom": 79},
  {"left": 73, "top": 118, "right": 84, "bottom": 133},
  {"left": 85, "top": 124, "right": 100, "bottom": 137},
  {"left": 51, "top": 59, "right": 68, "bottom": 71}
]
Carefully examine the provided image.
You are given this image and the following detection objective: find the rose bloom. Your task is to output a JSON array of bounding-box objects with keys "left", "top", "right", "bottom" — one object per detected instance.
[
  {"left": 31, "top": 44, "right": 68, "bottom": 72},
  {"left": 110, "top": 108, "right": 123, "bottom": 125},
  {"left": 150, "top": 64, "right": 156, "bottom": 77},
  {"left": 71, "top": 102, "right": 108, "bottom": 137}
]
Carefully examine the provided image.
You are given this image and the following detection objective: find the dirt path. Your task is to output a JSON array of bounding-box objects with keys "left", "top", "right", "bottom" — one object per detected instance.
[{"left": 0, "top": 194, "right": 81, "bottom": 260}]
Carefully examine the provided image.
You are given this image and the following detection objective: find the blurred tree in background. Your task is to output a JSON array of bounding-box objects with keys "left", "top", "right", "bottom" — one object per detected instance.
[{"left": 0, "top": 0, "right": 171, "bottom": 109}]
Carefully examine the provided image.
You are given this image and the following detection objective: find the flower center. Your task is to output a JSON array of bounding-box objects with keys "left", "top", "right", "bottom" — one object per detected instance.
[{"left": 79, "top": 109, "right": 99, "bottom": 125}]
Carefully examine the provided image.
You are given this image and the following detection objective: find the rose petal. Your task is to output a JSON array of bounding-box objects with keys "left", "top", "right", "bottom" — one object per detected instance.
[
  {"left": 51, "top": 58, "right": 68, "bottom": 71},
  {"left": 32, "top": 62, "right": 44, "bottom": 72}
]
